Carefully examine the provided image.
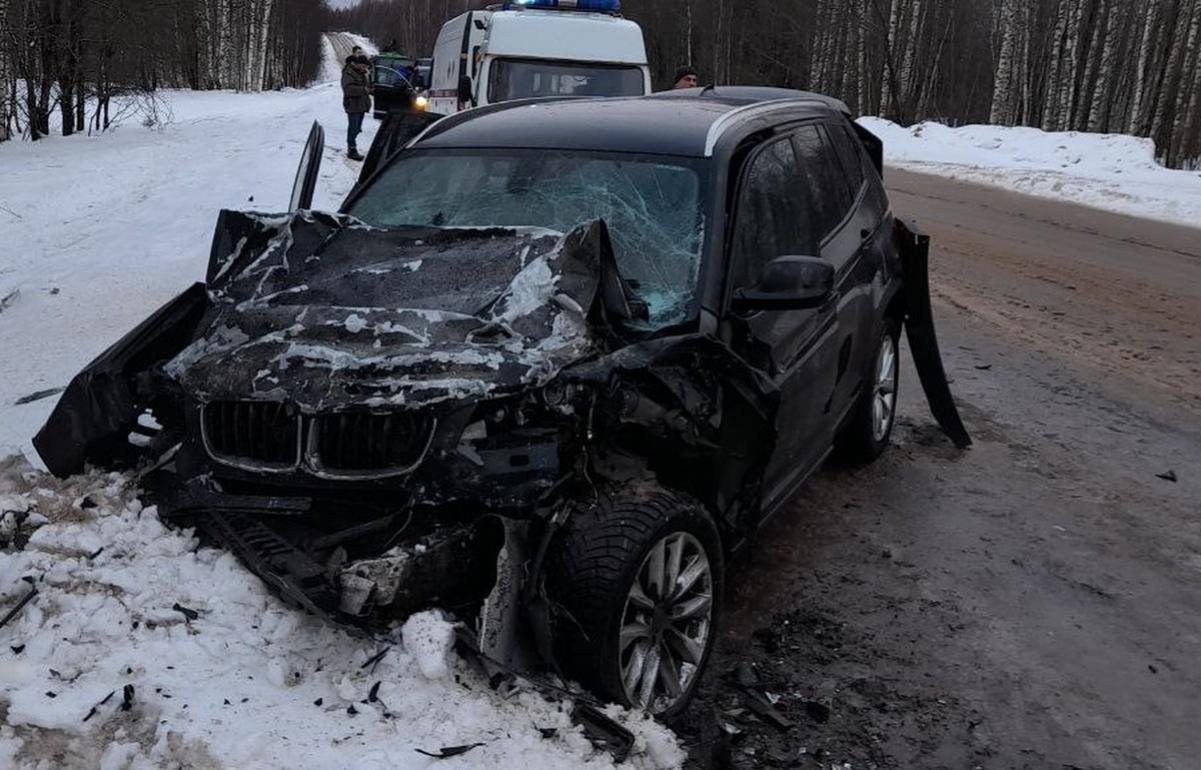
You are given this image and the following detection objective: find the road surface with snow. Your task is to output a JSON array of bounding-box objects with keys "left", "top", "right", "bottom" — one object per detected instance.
[
  {"left": 685, "top": 169, "right": 1201, "bottom": 768},
  {"left": 2, "top": 45, "right": 1200, "bottom": 770}
]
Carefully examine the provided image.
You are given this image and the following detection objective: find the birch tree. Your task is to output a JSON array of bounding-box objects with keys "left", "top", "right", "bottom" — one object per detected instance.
[
  {"left": 990, "top": 0, "right": 1023, "bottom": 124},
  {"left": 0, "top": 0, "right": 10, "bottom": 141}
]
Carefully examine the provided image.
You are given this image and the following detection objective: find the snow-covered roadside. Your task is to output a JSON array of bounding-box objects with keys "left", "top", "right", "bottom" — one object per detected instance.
[
  {"left": 0, "top": 457, "right": 683, "bottom": 769},
  {"left": 0, "top": 40, "right": 377, "bottom": 460},
  {"left": 859, "top": 117, "right": 1201, "bottom": 227}
]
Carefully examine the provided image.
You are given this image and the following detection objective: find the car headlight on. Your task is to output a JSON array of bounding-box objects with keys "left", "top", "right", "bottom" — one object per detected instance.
[{"left": 414, "top": 95, "right": 429, "bottom": 111}]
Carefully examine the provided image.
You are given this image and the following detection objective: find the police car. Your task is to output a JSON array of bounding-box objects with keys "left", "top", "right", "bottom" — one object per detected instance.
[{"left": 427, "top": 0, "right": 652, "bottom": 116}]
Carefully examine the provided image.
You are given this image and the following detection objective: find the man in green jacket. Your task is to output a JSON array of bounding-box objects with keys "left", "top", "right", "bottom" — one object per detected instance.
[{"left": 342, "top": 49, "right": 372, "bottom": 161}]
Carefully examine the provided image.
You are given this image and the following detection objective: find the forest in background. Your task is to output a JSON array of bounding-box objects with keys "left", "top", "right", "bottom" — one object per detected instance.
[
  {"left": 3, "top": 0, "right": 1199, "bottom": 168},
  {"left": 331, "top": 0, "right": 1201, "bottom": 169},
  {"left": 0, "top": 0, "right": 326, "bottom": 141}
]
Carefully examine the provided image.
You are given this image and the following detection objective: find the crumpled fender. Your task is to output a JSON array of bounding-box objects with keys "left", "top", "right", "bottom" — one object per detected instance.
[
  {"left": 33, "top": 283, "right": 211, "bottom": 477},
  {"left": 897, "top": 218, "right": 972, "bottom": 449}
]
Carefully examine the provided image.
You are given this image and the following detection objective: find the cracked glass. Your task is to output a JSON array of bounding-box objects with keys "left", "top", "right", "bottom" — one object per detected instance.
[{"left": 349, "top": 149, "right": 707, "bottom": 329}]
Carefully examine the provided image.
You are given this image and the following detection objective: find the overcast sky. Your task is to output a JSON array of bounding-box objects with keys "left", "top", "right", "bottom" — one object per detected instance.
[{"left": 328, "top": 0, "right": 360, "bottom": 8}]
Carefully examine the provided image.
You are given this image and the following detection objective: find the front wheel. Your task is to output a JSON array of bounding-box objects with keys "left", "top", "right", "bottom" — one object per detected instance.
[
  {"left": 546, "top": 486, "right": 722, "bottom": 716},
  {"left": 835, "top": 317, "right": 901, "bottom": 463}
]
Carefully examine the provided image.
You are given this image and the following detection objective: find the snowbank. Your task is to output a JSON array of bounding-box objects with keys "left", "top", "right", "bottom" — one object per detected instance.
[
  {"left": 0, "top": 456, "right": 683, "bottom": 769},
  {"left": 859, "top": 117, "right": 1201, "bottom": 227}
]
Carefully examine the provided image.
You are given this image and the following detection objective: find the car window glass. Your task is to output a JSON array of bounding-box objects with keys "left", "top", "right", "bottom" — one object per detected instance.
[
  {"left": 732, "top": 138, "right": 818, "bottom": 290},
  {"left": 827, "top": 122, "right": 866, "bottom": 200},
  {"left": 793, "top": 125, "right": 852, "bottom": 239},
  {"left": 488, "top": 59, "right": 646, "bottom": 101},
  {"left": 348, "top": 149, "right": 706, "bottom": 329}
]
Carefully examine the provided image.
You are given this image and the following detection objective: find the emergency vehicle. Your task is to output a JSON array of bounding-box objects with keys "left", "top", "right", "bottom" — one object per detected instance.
[{"left": 427, "top": 0, "right": 651, "bottom": 116}]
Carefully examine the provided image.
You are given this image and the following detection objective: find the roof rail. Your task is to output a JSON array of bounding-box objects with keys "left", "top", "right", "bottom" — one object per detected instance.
[
  {"left": 404, "top": 96, "right": 591, "bottom": 150},
  {"left": 702, "top": 98, "right": 837, "bottom": 156}
]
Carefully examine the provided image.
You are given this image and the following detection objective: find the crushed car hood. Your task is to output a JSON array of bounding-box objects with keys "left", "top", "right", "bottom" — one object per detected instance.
[{"left": 167, "top": 212, "right": 613, "bottom": 410}]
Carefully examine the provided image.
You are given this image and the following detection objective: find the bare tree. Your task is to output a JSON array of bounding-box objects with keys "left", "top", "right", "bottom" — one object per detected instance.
[{"left": 0, "top": 0, "right": 10, "bottom": 141}]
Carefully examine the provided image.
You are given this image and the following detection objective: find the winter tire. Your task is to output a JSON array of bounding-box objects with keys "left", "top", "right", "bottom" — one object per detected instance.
[
  {"left": 835, "top": 317, "right": 901, "bottom": 463},
  {"left": 546, "top": 485, "right": 722, "bottom": 717}
]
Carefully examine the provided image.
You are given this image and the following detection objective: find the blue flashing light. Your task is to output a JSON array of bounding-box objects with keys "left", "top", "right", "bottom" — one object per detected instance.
[{"left": 506, "top": 0, "right": 622, "bottom": 13}]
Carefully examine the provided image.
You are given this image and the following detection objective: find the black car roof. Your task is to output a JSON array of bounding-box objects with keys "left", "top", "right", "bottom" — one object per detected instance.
[{"left": 415, "top": 88, "right": 852, "bottom": 158}]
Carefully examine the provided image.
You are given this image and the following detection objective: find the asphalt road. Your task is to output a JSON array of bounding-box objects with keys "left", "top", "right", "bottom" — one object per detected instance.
[{"left": 683, "top": 170, "right": 1201, "bottom": 769}]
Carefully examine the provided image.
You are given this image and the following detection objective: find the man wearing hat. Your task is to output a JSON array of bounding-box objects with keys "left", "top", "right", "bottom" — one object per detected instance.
[
  {"left": 672, "top": 65, "right": 699, "bottom": 90},
  {"left": 341, "top": 47, "right": 373, "bottom": 161}
]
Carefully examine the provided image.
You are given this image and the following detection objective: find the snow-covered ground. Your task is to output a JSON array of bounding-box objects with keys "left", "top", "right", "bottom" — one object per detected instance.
[
  {"left": 860, "top": 117, "right": 1201, "bottom": 227},
  {"left": 0, "top": 37, "right": 683, "bottom": 770},
  {"left": 0, "top": 40, "right": 378, "bottom": 459},
  {"left": 0, "top": 457, "right": 681, "bottom": 769}
]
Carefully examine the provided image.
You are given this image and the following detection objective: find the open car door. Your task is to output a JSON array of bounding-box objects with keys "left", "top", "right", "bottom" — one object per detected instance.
[
  {"left": 289, "top": 121, "right": 324, "bottom": 211},
  {"left": 355, "top": 111, "right": 441, "bottom": 188}
]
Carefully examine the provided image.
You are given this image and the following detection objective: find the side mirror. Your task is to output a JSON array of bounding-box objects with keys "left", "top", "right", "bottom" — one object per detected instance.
[
  {"left": 289, "top": 121, "right": 324, "bottom": 212},
  {"left": 457, "top": 76, "right": 473, "bottom": 104},
  {"left": 732, "top": 256, "right": 835, "bottom": 313}
]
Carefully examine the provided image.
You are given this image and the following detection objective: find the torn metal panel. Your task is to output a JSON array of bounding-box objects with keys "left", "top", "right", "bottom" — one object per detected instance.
[
  {"left": 566, "top": 333, "right": 780, "bottom": 521},
  {"left": 172, "top": 212, "right": 614, "bottom": 413},
  {"left": 896, "top": 219, "right": 973, "bottom": 449},
  {"left": 33, "top": 283, "right": 210, "bottom": 477}
]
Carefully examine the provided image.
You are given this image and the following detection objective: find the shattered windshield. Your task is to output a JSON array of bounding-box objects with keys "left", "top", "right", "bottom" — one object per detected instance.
[
  {"left": 488, "top": 58, "right": 645, "bottom": 101},
  {"left": 348, "top": 149, "right": 707, "bottom": 328}
]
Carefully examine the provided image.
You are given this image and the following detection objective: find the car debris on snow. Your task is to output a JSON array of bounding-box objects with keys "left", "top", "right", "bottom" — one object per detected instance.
[
  {"left": 414, "top": 742, "right": 486, "bottom": 759},
  {"left": 0, "top": 457, "right": 684, "bottom": 769}
]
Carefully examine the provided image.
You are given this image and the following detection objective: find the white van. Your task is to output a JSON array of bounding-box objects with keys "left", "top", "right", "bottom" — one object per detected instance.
[{"left": 428, "top": 0, "right": 652, "bottom": 116}]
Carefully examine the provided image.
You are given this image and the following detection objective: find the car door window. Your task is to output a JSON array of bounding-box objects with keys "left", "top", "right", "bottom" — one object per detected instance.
[
  {"left": 792, "top": 125, "right": 853, "bottom": 241},
  {"left": 825, "top": 121, "right": 866, "bottom": 202},
  {"left": 732, "top": 137, "right": 818, "bottom": 290}
]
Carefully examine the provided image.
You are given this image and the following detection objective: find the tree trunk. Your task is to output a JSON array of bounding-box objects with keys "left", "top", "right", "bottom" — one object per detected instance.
[
  {"left": 990, "top": 0, "right": 1022, "bottom": 125},
  {"left": 0, "top": 0, "right": 10, "bottom": 142}
]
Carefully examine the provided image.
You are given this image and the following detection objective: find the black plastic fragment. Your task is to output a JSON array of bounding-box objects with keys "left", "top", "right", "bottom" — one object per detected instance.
[
  {"left": 572, "top": 704, "right": 634, "bottom": 763},
  {"left": 727, "top": 663, "right": 794, "bottom": 731},
  {"left": 414, "top": 743, "right": 486, "bottom": 760},
  {"left": 172, "top": 603, "right": 199, "bottom": 622},
  {"left": 121, "top": 684, "right": 135, "bottom": 711},
  {"left": 13, "top": 387, "right": 65, "bottom": 406},
  {"left": 0, "top": 585, "right": 38, "bottom": 631},
  {"left": 1156, "top": 470, "right": 1178, "bottom": 483},
  {"left": 360, "top": 647, "right": 391, "bottom": 671}
]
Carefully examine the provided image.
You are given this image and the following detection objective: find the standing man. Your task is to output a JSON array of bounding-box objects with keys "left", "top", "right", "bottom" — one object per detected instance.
[
  {"left": 342, "top": 49, "right": 372, "bottom": 161},
  {"left": 672, "top": 66, "right": 699, "bottom": 90}
]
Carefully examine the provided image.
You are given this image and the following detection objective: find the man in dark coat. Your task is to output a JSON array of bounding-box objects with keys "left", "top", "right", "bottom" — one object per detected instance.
[{"left": 342, "top": 49, "right": 372, "bottom": 161}]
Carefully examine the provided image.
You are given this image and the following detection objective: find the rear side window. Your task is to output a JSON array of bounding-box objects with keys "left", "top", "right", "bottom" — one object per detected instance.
[
  {"left": 732, "top": 138, "right": 818, "bottom": 289},
  {"left": 791, "top": 125, "right": 852, "bottom": 240},
  {"left": 825, "top": 121, "right": 866, "bottom": 200}
]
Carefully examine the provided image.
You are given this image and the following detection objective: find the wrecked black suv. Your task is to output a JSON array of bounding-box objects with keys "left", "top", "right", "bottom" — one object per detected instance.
[{"left": 35, "top": 89, "right": 968, "bottom": 716}]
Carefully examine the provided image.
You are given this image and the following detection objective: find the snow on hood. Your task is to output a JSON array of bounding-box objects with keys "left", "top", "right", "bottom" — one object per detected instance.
[
  {"left": 167, "top": 212, "right": 608, "bottom": 410},
  {"left": 0, "top": 455, "right": 684, "bottom": 768}
]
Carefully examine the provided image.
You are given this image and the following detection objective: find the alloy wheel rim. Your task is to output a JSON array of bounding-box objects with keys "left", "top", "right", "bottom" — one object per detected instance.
[
  {"left": 618, "top": 531, "right": 713, "bottom": 713},
  {"left": 872, "top": 334, "right": 898, "bottom": 442}
]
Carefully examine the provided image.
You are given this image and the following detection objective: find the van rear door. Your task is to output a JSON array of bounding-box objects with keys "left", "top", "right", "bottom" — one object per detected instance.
[{"left": 430, "top": 13, "right": 471, "bottom": 115}]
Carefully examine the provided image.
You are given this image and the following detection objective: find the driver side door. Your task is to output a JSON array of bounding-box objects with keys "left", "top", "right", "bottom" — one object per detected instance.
[{"left": 723, "top": 130, "right": 841, "bottom": 511}]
